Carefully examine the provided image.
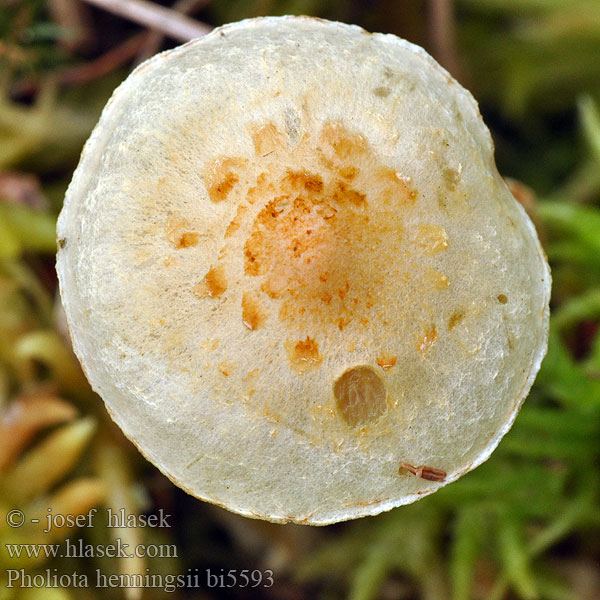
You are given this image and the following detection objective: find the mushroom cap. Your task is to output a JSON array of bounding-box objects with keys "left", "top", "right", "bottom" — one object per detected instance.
[{"left": 56, "top": 16, "right": 551, "bottom": 525}]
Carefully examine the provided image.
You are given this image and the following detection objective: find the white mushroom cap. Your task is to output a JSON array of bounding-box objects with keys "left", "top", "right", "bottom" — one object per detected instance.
[{"left": 56, "top": 16, "right": 551, "bottom": 524}]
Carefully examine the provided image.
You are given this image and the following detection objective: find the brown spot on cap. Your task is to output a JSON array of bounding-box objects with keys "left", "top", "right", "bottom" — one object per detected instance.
[
  {"left": 321, "top": 122, "right": 368, "bottom": 161},
  {"left": 424, "top": 268, "right": 450, "bottom": 290},
  {"left": 242, "top": 292, "right": 264, "bottom": 330},
  {"left": 320, "top": 291, "right": 332, "bottom": 305},
  {"left": 218, "top": 361, "right": 233, "bottom": 376},
  {"left": 498, "top": 294, "right": 508, "bottom": 304},
  {"left": 251, "top": 123, "right": 287, "bottom": 156},
  {"left": 208, "top": 121, "right": 418, "bottom": 334},
  {"left": 225, "top": 205, "right": 248, "bottom": 238},
  {"left": 166, "top": 217, "right": 199, "bottom": 249},
  {"left": 175, "top": 232, "right": 199, "bottom": 249},
  {"left": 376, "top": 355, "right": 397, "bottom": 371},
  {"left": 286, "top": 336, "right": 322, "bottom": 374},
  {"left": 418, "top": 326, "right": 437, "bottom": 354},
  {"left": 332, "top": 180, "right": 366, "bottom": 208},
  {"left": 373, "top": 86, "right": 391, "bottom": 98},
  {"left": 205, "top": 157, "right": 247, "bottom": 203},
  {"left": 376, "top": 167, "right": 417, "bottom": 204},
  {"left": 210, "top": 173, "right": 238, "bottom": 203},
  {"left": 282, "top": 170, "right": 324, "bottom": 193},
  {"left": 339, "top": 166, "right": 359, "bottom": 181},
  {"left": 442, "top": 167, "right": 460, "bottom": 191},
  {"left": 334, "top": 366, "right": 387, "bottom": 427},
  {"left": 194, "top": 264, "right": 227, "bottom": 298},
  {"left": 448, "top": 311, "right": 465, "bottom": 330},
  {"left": 415, "top": 225, "right": 449, "bottom": 254}
]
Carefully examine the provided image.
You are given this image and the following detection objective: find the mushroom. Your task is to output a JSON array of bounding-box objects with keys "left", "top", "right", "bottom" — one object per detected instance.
[{"left": 56, "top": 16, "right": 550, "bottom": 524}]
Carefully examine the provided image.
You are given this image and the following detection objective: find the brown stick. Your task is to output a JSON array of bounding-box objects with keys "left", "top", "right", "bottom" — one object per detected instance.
[
  {"left": 48, "top": 0, "right": 94, "bottom": 52},
  {"left": 136, "top": 0, "right": 213, "bottom": 63},
  {"left": 82, "top": 0, "right": 211, "bottom": 42},
  {"left": 427, "top": 0, "right": 462, "bottom": 81},
  {"left": 61, "top": 32, "right": 149, "bottom": 85},
  {"left": 12, "top": 32, "right": 149, "bottom": 96},
  {"left": 399, "top": 462, "right": 447, "bottom": 482}
]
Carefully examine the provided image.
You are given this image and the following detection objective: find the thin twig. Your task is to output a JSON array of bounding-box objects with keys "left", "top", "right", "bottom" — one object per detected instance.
[
  {"left": 48, "top": 0, "right": 94, "bottom": 52},
  {"left": 427, "top": 0, "right": 462, "bottom": 81},
  {"left": 136, "top": 0, "right": 213, "bottom": 63},
  {"left": 82, "top": 0, "right": 211, "bottom": 42},
  {"left": 12, "top": 32, "right": 149, "bottom": 96},
  {"left": 60, "top": 32, "right": 149, "bottom": 85},
  {"left": 12, "top": 0, "right": 213, "bottom": 96}
]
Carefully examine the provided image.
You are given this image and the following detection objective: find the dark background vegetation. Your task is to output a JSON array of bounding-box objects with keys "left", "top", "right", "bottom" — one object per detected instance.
[{"left": 1, "top": 1, "right": 599, "bottom": 599}]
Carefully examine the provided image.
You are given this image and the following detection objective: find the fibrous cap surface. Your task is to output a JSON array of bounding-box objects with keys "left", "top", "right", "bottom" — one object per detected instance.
[{"left": 57, "top": 16, "right": 551, "bottom": 524}]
